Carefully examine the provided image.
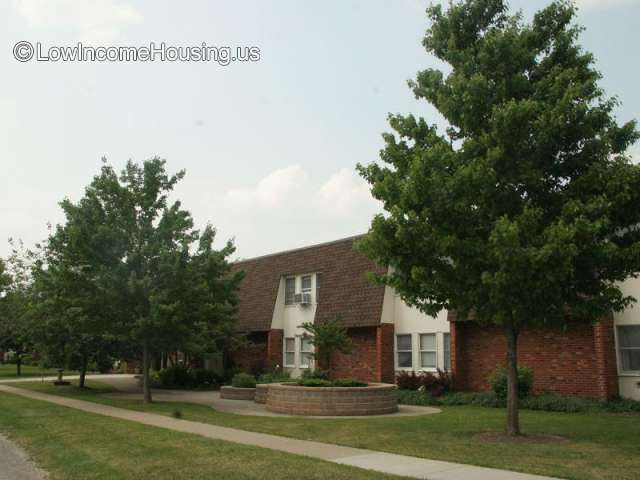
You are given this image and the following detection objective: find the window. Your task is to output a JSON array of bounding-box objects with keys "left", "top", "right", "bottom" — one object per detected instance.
[
  {"left": 300, "top": 336, "right": 313, "bottom": 368},
  {"left": 396, "top": 334, "right": 413, "bottom": 368},
  {"left": 420, "top": 334, "right": 437, "bottom": 369},
  {"left": 301, "top": 275, "right": 312, "bottom": 294},
  {"left": 618, "top": 325, "right": 640, "bottom": 372},
  {"left": 284, "top": 338, "right": 296, "bottom": 367},
  {"left": 315, "top": 273, "right": 322, "bottom": 303},
  {"left": 443, "top": 333, "right": 451, "bottom": 371},
  {"left": 284, "top": 277, "right": 296, "bottom": 305}
]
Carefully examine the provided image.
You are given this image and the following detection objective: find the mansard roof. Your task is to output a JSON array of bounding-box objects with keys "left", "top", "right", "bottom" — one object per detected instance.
[{"left": 232, "top": 235, "right": 386, "bottom": 331}]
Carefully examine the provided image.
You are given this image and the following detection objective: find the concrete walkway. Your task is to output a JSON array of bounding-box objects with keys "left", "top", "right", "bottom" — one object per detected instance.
[
  {"left": 0, "top": 385, "right": 557, "bottom": 480},
  {"left": 0, "top": 434, "right": 47, "bottom": 480}
]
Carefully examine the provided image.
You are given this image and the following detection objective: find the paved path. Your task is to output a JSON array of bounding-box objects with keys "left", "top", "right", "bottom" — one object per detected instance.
[
  {"left": 0, "top": 373, "right": 135, "bottom": 384},
  {"left": 0, "top": 385, "right": 557, "bottom": 480},
  {"left": 0, "top": 434, "right": 47, "bottom": 480}
]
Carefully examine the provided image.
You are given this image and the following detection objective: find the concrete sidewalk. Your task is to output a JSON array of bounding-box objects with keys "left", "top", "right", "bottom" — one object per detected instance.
[
  {"left": 0, "top": 373, "right": 136, "bottom": 384},
  {"left": 0, "top": 385, "right": 557, "bottom": 480}
]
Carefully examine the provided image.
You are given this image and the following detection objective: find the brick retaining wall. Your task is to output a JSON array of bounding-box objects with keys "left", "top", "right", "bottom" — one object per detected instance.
[{"left": 266, "top": 383, "right": 398, "bottom": 416}]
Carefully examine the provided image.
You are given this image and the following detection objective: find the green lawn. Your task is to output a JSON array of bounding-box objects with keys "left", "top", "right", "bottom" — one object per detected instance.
[
  {"left": 0, "top": 390, "right": 402, "bottom": 480},
  {"left": 12, "top": 380, "right": 640, "bottom": 480},
  {"left": 0, "top": 363, "right": 83, "bottom": 379}
]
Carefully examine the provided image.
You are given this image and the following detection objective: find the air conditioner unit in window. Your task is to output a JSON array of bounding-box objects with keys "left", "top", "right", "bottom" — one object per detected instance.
[{"left": 300, "top": 293, "right": 312, "bottom": 306}]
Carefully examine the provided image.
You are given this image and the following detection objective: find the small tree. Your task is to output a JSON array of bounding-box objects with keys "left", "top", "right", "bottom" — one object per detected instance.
[
  {"left": 358, "top": 0, "right": 640, "bottom": 436},
  {"left": 301, "top": 317, "right": 351, "bottom": 375},
  {"left": 0, "top": 242, "right": 37, "bottom": 376}
]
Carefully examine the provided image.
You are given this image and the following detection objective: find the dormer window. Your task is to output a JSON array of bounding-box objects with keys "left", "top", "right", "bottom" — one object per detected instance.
[{"left": 285, "top": 277, "right": 296, "bottom": 305}]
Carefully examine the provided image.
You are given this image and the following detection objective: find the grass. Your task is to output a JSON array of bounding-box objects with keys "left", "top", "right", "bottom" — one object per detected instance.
[
  {"left": 12, "top": 380, "right": 640, "bottom": 480},
  {"left": 0, "top": 363, "right": 84, "bottom": 379},
  {"left": 0, "top": 390, "right": 402, "bottom": 480}
]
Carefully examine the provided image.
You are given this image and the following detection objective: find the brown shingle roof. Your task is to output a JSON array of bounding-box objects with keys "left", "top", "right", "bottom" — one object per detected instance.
[{"left": 232, "top": 235, "right": 386, "bottom": 332}]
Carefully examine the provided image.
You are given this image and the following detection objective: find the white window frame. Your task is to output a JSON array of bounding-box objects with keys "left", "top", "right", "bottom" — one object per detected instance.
[
  {"left": 315, "top": 273, "right": 321, "bottom": 304},
  {"left": 299, "top": 336, "right": 313, "bottom": 369},
  {"left": 395, "top": 334, "right": 413, "bottom": 369},
  {"left": 284, "top": 277, "right": 296, "bottom": 306},
  {"left": 616, "top": 325, "right": 640, "bottom": 376},
  {"left": 284, "top": 337, "right": 296, "bottom": 367},
  {"left": 443, "top": 333, "right": 451, "bottom": 371},
  {"left": 419, "top": 333, "right": 437, "bottom": 371}
]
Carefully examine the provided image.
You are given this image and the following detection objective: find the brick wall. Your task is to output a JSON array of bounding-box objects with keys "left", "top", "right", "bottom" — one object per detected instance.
[
  {"left": 267, "top": 329, "right": 284, "bottom": 368},
  {"left": 330, "top": 327, "right": 379, "bottom": 382},
  {"left": 376, "top": 323, "right": 395, "bottom": 383},
  {"left": 451, "top": 317, "right": 619, "bottom": 400},
  {"left": 230, "top": 331, "right": 269, "bottom": 375}
]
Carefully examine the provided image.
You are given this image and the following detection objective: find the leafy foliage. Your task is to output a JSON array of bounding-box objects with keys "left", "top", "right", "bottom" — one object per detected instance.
[
  {"left": 358, "top": 0, "right": 640, "bottom": 434},
  {"left": 488, "top": 366, "right": 534, "bottom": 399},
  {"left": 300, "top": 368, "right": 330, "bottom": 380},
  {"left": 152, "top": 365, "right": 220, "bottom": 390},
  {"left": 32, "top": 158, "right": 243, "bottom": 400},
  {"left": 398, "top": 389, "right": 640, "bottom": 414},
  {"left": 395, "top": 369, "right": 455, "bottom": 397},
  {"left": 231, "top": 373, "right": 257, "bottom": 388},
  {"left": 301, "top": 317, "right": 351, "bottom": 374}
]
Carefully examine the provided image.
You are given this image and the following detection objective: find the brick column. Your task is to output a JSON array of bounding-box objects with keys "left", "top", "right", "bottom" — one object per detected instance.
[
  {"left": 593, "top": 315, "right": 618, "bottom": 400},
  {"left": 447, "top": 310, "right": 467, "bottom": 391},
  {"left": 376, "top": 323, "right": 395, "bottom": 383},
  {"left": 267, "top": 329, "right": 284, "bottom": 369}
]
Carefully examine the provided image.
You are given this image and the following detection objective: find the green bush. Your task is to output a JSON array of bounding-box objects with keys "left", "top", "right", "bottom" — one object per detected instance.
[
  {"left": 257, "top": 369, "right": 291, "bottom": 384},
  {"left": 231, "top": 373, "right": 256, "bottom": 388},
  {"left": 295, "top": 378, "right": 333, "bottom": 387},
  {"left": 332, "top": 378, "right": 368, "bottom": 387},
  {"left": 301, "top": 369, "right": 330, "bottom": 380},
  {"left": 397, "top": 389, "right": 640, "bottom": 414},
  {"left": 153, "top": 365, "right": 220, "bottom": 390},
  {"left": 488, "top": 366, "right": 534, "bottom": 399}
]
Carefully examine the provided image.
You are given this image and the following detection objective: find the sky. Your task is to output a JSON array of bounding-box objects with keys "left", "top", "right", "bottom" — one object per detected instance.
[{"left": 1, "top": 0, "right": 639, "bottom": 261}]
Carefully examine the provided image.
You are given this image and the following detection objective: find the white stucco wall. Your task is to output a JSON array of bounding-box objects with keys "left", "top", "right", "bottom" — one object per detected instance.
[
  {"left": 615, "top": 277, "right": 640, "bottom": 400},
  {"left": 382, "top": 286, "right": 451, "bottom": 373},
  {"left": 271, "top": 274, "right": 318, "bottom": 377}
]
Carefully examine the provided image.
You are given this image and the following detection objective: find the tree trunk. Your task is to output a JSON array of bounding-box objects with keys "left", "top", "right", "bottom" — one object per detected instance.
[
  {"left": 142, "top": 340, "right": 153, "bottom": 404},
  {"left": 78, "top": 353, "right": 88, "bottom": 388},
  {"left": 505, "top": 324, "right": 520, "bottom": 436},
  {"left": 16, "top": 354, "right": 21, "bottom": 376}
]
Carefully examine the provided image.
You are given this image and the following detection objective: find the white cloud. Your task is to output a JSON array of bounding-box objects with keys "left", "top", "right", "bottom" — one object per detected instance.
[
  {"left": 225, "top": 165, "right": 309, "bottom": 210},
  {"left": 215, "top": 165, "right": 381, "bottom": 259},
  {"left": 314, "top": 168, "right": 378, "bottom": 217},
  {"left": 574, "top": 0, "right": 637, "bottom": 12},
  {"left": 12, "top": 0, "right": 142, "bottom": 42}
]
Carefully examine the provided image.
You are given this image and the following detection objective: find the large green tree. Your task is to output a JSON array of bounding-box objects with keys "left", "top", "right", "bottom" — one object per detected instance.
[
  {"left": 31, "top": 191, "right": 126, "bottom": 387},
  {"left": 53, "top": 158, "right": 243, "bottom": 402},
  {"left": 0, "top": 242, "right": 37, "bottom": 376},
  {"left": 358, "top": 0, "right": 640, "bottom": 435}
]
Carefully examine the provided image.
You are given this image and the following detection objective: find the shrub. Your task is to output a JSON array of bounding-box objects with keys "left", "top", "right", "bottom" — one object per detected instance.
[
  {"left": 396, "top": 371, "right": 421, "bottom": 390},
  {"left": 153, "top": 366, "right": 220, "bottom": 390},
  {"left": 301, "top": 369, "right": 330, "bottom": 380},
  {"left": 172, "top": 408, "right": 183, "bottom": 419},
  {"left": 257, "top": 366, "right": 291, "bottom": 384},
  {"left": 295, "top": 378, "right": 333, "bottom": 387},
  {"left": 488, "top": 366, "right": 534, "bottom": 399},
  {"left": 231, "top": 373, "right": 256, "bottom": 388},
  {"left": 156, "top": 365, "right": 193, "bottom": 388},
  {"left": 396, "top": 369, "right": 455, "bottom": 397},
  {"left": 332, "top": 378, "right": 368, "bottom": 387}
]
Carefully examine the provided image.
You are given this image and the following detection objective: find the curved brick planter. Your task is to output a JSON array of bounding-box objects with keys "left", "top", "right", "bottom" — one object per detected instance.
[
  {"left": 266, "top": 383, "right": 398, "bottom": 416},
  {"left": 220, "top": 386, "right": 256, "bottom": 401},
  {"left": 254, "top": 384, "right": 269, "bottom": 404}
]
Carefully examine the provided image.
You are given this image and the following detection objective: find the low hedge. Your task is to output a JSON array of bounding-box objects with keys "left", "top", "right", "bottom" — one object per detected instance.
[
  {"left": 398, "top": 389, "right": 640, "bottom": 413},
  {"left": 152, "top": 365, "right": 221, "bottom": 390},
  {"left": 231, "top": 373, "right": 257, "bottom": 388},
  {"left": 293, "top": 377, "right": 368, "bottom": 388}
]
